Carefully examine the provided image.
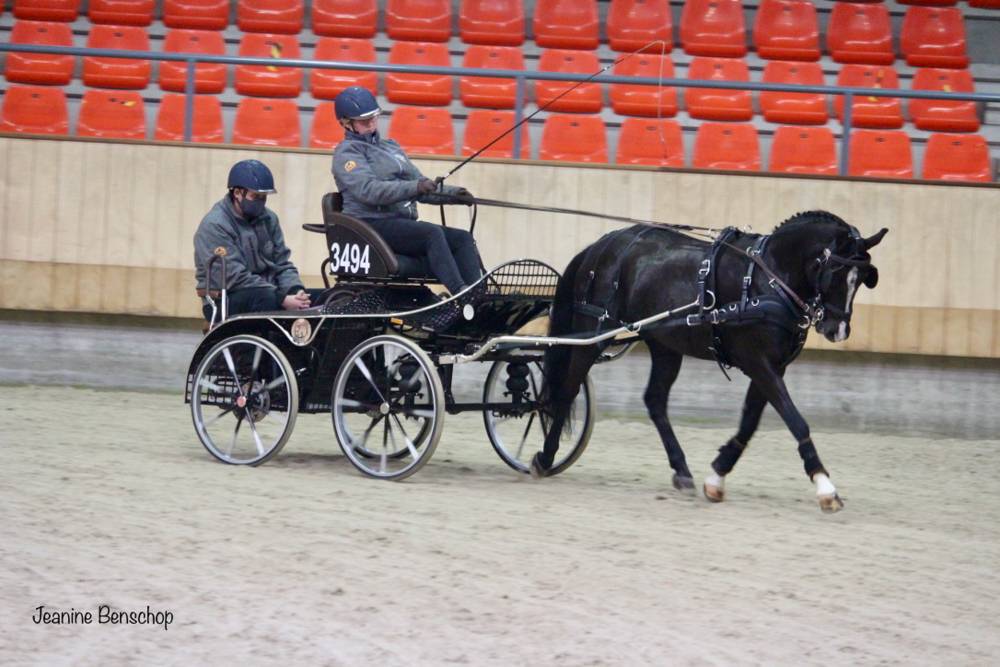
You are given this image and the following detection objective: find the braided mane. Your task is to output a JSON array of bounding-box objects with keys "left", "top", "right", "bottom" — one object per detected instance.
[{"left": 772, "top": 210, "right": 849, "bottom": 234}]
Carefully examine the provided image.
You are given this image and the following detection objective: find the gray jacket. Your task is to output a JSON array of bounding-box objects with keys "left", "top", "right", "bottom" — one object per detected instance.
[
  {"left": 193, "top": 196, "right": 304, "bottom": 295},
  {"left": 331, "top": 130, "right": 464, "bottom": 222}
]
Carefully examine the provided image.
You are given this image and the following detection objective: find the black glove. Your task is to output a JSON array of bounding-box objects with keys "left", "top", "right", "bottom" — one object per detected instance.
[
  {"left": 452, "top": 187, "right": 475, "bottom": 205},
  {"left": 417, "top": 178, "right": 437, "bottom": 195}
]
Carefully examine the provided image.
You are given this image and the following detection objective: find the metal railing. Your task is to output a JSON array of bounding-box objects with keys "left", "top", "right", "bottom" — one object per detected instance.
[{"left": 3, "top": 42, "right": 1000, "bottom": 177}]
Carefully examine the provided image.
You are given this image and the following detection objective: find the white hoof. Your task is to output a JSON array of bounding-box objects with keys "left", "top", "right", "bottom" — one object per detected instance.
[
  {"left": 703, "top": 472, "right": 725, "bottom": 503},
  {"left": 813, "top": 473, "right": 843, "bottom": 513}
]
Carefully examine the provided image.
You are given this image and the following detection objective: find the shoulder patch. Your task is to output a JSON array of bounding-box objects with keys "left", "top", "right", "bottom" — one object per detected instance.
[
  {"left": 344, "top": 160, "right": 356, "bottom": 173},
  {"left": 213, "top": 246, "right": 227, "bottom": 257}
]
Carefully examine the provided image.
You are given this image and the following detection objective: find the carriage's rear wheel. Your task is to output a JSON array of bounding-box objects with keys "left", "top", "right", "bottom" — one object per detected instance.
[
  {"left": 331, "top": 335, "right": 444, "bottom": 480},
  {"left": 482, "top": 359, "right": 594, "bottom": 475},
  {"left": 191, "top": 335, "right": 298, "bottom": 466}
]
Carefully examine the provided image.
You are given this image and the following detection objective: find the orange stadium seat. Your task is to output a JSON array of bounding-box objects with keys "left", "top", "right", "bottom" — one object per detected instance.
[
  {"left": 163, "top": 0, "right": 229, "bottom": 30},
  {"left": 0, "top": 85, "right": 69, "bottom": 135},
  {"left": 461, "top": 109, "right": 531, "bottom": 158},
  {"left": 459, "top": 0, "right": 525, "bottom": 46},
  {"left": 847, "top": 130, "right": 913, "bottom": 179},
  {"left": 386, "top": 41, "right": 452, "bottom": 106},
  {"left": 154, "top": 93, "right": 224, "bottom": 143},
  {"left": 309, "top": 101, "right": 342, "bottom": 149},
  {"left": 898, "top": 0, "right": 956, "bottom": 6},
  {"left": 685, "top": 57, "right": 752, "bottom": 122},
  {"left": 533, "top": 0, "right": 600, "bottom": 50},
  {"left": 752, "top": 0, "right": 820, "bottom": 61},
  {"left": 234, "top": 33, "right": 302, "bottom": 98},
  {"left": 5, "top": 20, "right": 74, "bottom": 86},
  {"left": 922, "top": 133, "right": 991, "bottom": 182},
  {"left": 388, "top": 106, "right": 455, "bottom": 155},
  {"left": 160, "top": 29, "right": 227, "bottom": 94},
  {"left": 89, "top": 0, "right": 154, "bottom": 25},
  {"left": 680, "top": 0, "right": 747, "bottom": 58},
  {"left": 386, "top": 0, "right": 452, "bottom": 42},
  {"left": 969, "top": 0, "right": 1000, "bottom": 7},
  {"left": 460, "top": 46, "right": 524, "bottom": 109},
  {"left": 609, "top": 54, "right": 678, "bottom": 117},
  {"left": 237, "top": 0, "right": 304, "bottom": 34},
  {"left": 826, "top": 2, "right": 894, "bottom": 66},
  {"left": 312, "top": 0, "right": 377, "bottom": 38},
  {"left": 900, "top": 7, "right": 969, "bottom": 68},
  {"left": 606, "top": 0, "right": 673, "bottom": 53},
  {"left": 535, "top": 49, "right": 603, "bottom": 114},
  {"left": 768, "top": 126, "right": 837, "bottom": 175},
  {"left": 311, "top": 38, "right": 378, "bottom": 100},
  {"left": 692, "top": 122, "right": 760, "bottom": 171},
  {"left": 232, "top": 97, "right": 301, "bottom": 146},
  {"left": 835, "top": 64, "right": 903, "bottom": 129},
  {"left": 82, "top": 25, "right": 152, "bottom": 89},
  {"left": 13, "top": 0, "right": 80, "bottom": 22},
  {"left": 615, "top": 118, "right": 684, "bottom": 167},
  {"left": 77, "top": 89, "right": 146, "bottom": 139},
  {"left": 539, "top": 114, "right": 607, "bottom": 163},
  {"left": 909, "top": 68, "right": 979, "bottom": 132},
  {"left": 760, "top": 60, "right": 827, "bottom": 125}
]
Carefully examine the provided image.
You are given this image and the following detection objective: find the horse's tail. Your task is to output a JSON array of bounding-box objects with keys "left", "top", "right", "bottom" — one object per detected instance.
[{"left": 541, "top": 249, "right": 588, "bottom": 407}]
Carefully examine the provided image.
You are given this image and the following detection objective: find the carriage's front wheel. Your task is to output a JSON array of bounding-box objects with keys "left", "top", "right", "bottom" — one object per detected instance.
[
  {"left": 482, "top": 359, "right": 594, "bottom": 475},
  {"left": 191, "top": 334, "right": 299, "bottom": 466},
  {"left": 331, "top": 335, "right": 444, "bottom": 480}
]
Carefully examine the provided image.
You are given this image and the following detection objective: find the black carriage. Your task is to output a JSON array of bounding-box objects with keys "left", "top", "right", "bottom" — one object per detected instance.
[{"left": 185, "top": 194, "right": 595, "bottom": 480}]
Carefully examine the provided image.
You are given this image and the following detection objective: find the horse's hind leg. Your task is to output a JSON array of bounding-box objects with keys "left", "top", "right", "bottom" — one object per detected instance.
[
  {"left": 531, "top": 344, "right": 600, "bottom": 476},
  {"left": 745, "top": 363, "right": 843, "bottom": 513},
  {"left": 704, "top": 381, "right": 768, "bottom": 502},
  {"left": 643, "top": 342, "right": 694, "bottom": 492}
]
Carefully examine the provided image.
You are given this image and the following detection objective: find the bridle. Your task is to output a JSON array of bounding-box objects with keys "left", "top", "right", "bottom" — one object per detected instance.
[{"left": 722, "top": 225, "right": 873, "bottom": 331}]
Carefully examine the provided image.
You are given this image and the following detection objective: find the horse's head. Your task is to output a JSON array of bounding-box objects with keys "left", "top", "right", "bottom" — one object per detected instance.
[{"left": 809, "top": 225, "right": 888, "bottom": 343}]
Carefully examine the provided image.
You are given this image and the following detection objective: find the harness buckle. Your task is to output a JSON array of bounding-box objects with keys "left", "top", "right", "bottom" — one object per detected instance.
[
  {"left": 698, "top": 259, "right": 711, "bottom": 277},
  {"left": 742, "top": 275, "right": 752, "bottom": 288},
  {"left": 686, "top": 314, "right": 701, "bottom": 327}
]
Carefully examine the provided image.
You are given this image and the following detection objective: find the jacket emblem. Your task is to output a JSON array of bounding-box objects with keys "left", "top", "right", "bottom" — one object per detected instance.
[{"left": 344, "top": 160, "right": 357, "bottom": 172}]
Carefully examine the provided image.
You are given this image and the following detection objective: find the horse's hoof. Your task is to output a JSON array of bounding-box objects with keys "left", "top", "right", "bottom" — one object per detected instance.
[
  {"left": 672, "top": 474, "right": 695, "bottom": 493},
  {"left": 529, "top": 453, "right": 549, "bottom": 479},
  {"left": 703, "top": 483, "right": 725, "bottom": 503},
  {"left": 818, "top": 493, "right": 844, "bottom": 513}
]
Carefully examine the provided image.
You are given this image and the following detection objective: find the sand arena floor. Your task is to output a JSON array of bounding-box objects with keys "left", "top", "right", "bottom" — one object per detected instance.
[{"left": 1, "top": 384, "right": 999, "bottom": 665}]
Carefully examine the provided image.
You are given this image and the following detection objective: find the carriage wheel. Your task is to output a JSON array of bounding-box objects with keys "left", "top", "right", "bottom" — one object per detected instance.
[
  {"left": 331, "top": 335, "right": 444, "bottom": 480},
  {"left": 191, "top": 334, "right": 298, "bottom": 466},
  {"left": 482, "top": 359, "right": 594, "bottom": 475}
]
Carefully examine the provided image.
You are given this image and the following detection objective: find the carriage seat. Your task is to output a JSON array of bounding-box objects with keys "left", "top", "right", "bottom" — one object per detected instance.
[{"left": 302, "top": 192, "right": 435, "bottom": 283}]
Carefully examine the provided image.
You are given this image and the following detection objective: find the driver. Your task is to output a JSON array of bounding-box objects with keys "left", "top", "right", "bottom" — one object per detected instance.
[
  {"left": 194, "top": 159, "right": 318, "bottom": 320},
  {"left": 330, "top": 86, "right": 483, "bottom": 297}
]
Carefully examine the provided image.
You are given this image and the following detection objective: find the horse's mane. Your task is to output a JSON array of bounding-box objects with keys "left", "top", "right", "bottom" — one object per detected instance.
[{"left": 772, "top": 210, "right": 849, "bottom": 234}]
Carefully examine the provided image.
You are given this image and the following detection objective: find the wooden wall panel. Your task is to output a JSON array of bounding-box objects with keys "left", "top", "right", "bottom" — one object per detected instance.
[{"left": 1, "top": 136, "right": 999, "bottom": 357}]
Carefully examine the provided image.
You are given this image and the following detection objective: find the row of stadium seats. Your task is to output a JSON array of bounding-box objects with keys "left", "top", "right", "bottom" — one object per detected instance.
[
  {"left": 0, "top": 85, "right": 990, "bottom": 181},
  {"left": 3, "top": 24, "right": 985, "bottom": 134},
  {"left": 8, "top": 0, "right": 998, "bottom": 63}
]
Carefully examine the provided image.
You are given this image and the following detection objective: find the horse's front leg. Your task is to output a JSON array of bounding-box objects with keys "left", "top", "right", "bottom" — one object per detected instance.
[
  {"left": 744, "top": 364, "right": 844, "bottom": 513},
  {"left": 643, "top": 342, "right": 694, "bottom": 492},
  {"left": 703, "top": 381, "right": 768, "bottom": 503}
]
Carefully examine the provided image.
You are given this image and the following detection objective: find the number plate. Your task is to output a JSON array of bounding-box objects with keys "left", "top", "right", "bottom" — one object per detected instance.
[{"left": 330, "top": 242, "right": 372, "bottom": 275}]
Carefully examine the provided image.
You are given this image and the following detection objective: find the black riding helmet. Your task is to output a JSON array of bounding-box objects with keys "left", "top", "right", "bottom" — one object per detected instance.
[
  {"left": 227, "top": 159, "right": 277, "bottom": 194},
  {"left": 334, "top": 86, "right": 381, "bottom": 121}
]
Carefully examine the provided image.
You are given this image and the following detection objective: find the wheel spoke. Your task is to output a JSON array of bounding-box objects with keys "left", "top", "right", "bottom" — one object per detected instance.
[
  {"left": 353, "top": 356, "right": 386, "bottom": 403},
  {"left": 390, "top": 413, "right": 421, "bottom": 461},
  {"left": 516, "top": 412, "right": 536, "bottom": 460},
  {"left": 198, "top": 377, "right": 230, "bottom": 394},
  {"left": 226, "top": 416, "right": 243, "bottom": 457},
  {"left": 246, "top": 416, "right": 266, "bottom": 456},
  {"left": 204, "top": 405, "right": 235, "bottom": 428},
  {"left": 263, "top": 376, "right": 287, "bottom": 392},
  {"left": 251, "top": 345, "right": 263, "bottom": 379},
  {"left": 221, "top": 347, "right": 247, "bottom": 398},
  {"left": 402, "top": 407, "right": 435, "bottom": 419}
]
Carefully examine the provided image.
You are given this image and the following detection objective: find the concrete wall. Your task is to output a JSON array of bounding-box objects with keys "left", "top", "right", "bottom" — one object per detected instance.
[{"left": 2, "top": 135, "right": 999, "bottom": 357}]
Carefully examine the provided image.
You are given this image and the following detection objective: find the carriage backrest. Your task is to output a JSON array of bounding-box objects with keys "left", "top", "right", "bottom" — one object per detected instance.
[{"left": 320, "top": 192, "right": 399, "bottom": 278}]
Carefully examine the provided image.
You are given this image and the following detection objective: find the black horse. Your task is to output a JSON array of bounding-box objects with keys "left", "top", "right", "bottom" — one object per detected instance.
[{"left": 532, "top": 210, "right": 888, "bottom": 512}]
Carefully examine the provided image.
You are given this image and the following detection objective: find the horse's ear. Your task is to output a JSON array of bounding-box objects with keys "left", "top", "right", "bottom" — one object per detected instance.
[
  {"left": 863, "top": 266, "right": 879, "bottom": 289},
  {"left": 863, "top": 228, "right": 889, "bottom": 250}
]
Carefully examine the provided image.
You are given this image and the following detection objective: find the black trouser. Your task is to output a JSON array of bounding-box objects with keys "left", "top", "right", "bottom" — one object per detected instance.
[
  {"left": 366, "top": 217, "right": 481, "bottom": 294},
  {"left": 202, "top": 286, "right": 323, "bottom": 321}
]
